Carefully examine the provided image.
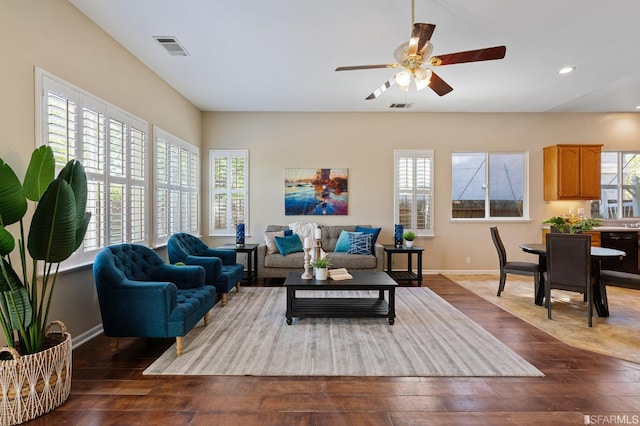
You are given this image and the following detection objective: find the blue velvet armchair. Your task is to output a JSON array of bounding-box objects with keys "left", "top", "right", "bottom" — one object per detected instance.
[
  {"left": 92, "top": 244, "right": 217, "bottom": 356},
  {"left": 167, "top": 233, "right": 244, "bottom": 306}
]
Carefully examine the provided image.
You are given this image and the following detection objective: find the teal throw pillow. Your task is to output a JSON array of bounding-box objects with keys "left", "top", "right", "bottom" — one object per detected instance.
[
  {"left": 335, "top": 230, "right": 363, "bottom": 252},
  {"left": 355, "top": 226, "right": 381, "bottom": 254},
  {"left": 348, "top": 233, "right": 373, "bottom": 255},
  {"left": 275, "top": 234, "right": 304, "bottom": 256}
]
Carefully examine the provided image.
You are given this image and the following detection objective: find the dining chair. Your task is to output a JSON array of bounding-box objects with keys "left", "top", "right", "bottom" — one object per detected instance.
[
  {"left": 598, "top": 269, "right": 640, "bottom": 316},
  {"left": 545, "top": 233, "right": 594, "bottom": 326},
  {"left": 490, "top": 227, "right": 541, "bottom": 298}
]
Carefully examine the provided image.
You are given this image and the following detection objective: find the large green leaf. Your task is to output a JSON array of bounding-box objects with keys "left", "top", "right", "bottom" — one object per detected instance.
[
  {"left": 0, "top": 159, "right": 27, "bottom": 226},
  {"left": 28, "top": 179, "right": 77, "bottom": 263},
  {"left": 0, "top": 259, "right": 31, "bottom": 330},
  {"left": 2, "top": 288, "right": 31, "bottom": 330},
  {"left": 57, "top": 160, "right": 88, "bottom": 233},
  {"left": 23, "top": 145, "right": 55, "bottom": 202},
  {"left": 0, "top": 226, "right": 15, "bottom": 257}
]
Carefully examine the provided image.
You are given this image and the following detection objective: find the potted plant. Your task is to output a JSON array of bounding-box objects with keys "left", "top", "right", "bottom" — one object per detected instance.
[
  {"left": 310, "top": 256, "right": 332, "bottom": 280},
  {"left": 403, "top": 231, "right": 416, "bottom": 248},
  {"left": 543, "top": 216, "right": 601, "bottom": 234},
  {"left": 0, "top": 146, "right": 90, "bottom": 424}
]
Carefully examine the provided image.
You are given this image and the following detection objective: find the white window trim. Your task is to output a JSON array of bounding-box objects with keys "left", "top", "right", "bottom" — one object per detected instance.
[
  {"left": 209, "top": 150, "right": 249, "bottom": 237},
  {"left": 154, "top": 126, "right": 200, "bottom": 246},
  {"left": 394, "top": 149, "right": 435, "bottom": 237},
  {"left": 450, "top": 151, "right": 530, "bottom": 222},
  {"left": 35, "top": 67, "right": 150, "bottom": 270},
  {"left": 599, "top": 151, "right": 640, "bottom": 219}
]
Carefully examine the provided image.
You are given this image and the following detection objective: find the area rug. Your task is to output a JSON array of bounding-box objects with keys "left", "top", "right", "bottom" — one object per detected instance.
[
  {"left": 144, "top": 287, "right": 543, "bottom": 377},
  {"left": 447, "top": 274, "right": 640, "bottom": 364}
]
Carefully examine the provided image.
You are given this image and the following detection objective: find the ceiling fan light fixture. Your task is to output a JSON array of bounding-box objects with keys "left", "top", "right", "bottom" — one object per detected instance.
[
  {"left": 414, "top": 68, "right": 432, "bottom": 91},
  {"left": 396, "top": 69, "right": 412, "bottom": 88}
]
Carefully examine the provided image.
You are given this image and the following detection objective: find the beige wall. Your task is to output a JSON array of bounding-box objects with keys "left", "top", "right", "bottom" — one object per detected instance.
[
  {"left": 1, "top": 0, "right": 202, "bottom": 342},
  {"left": 202, "top": 112, "right": 640, "bottom": 271}
]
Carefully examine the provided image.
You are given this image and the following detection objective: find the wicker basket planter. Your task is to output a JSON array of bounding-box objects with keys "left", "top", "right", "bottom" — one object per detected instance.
[{"left": 0, "top": 321, "right": 72, "bottom": 425}]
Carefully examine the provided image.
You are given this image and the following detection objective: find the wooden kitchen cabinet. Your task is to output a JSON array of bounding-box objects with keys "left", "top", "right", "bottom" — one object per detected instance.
[{"left": 543, "top": 144, "right": 602, "bottom": 200}]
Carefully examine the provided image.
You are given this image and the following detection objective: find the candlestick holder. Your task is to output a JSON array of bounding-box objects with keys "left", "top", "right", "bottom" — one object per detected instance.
[
  {"left": 302, "top": 246, "right": 312, "bottom": 279},
  {"left": 312, "top": 238, "right": 322, "bottom": 278}
]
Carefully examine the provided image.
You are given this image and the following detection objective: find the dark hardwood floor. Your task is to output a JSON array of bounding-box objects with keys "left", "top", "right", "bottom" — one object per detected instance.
[{"left": 31, "top": 275, "right": 640, "bottom": 425}]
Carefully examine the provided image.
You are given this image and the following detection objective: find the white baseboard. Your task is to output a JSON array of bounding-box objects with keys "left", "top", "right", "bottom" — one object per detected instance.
[
  {"left": 72, "top": 324, "right": 103, "bottom": 350},
  {"left": 427, "top": 269, "right": 498, "bottom": 275}
]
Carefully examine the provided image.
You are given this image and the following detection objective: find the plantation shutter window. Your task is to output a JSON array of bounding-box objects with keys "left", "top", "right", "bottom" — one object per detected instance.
[
  {"left": 210, "top": 150, "right": 249, "bottom": 236},
  {"left": 394, "top": 150, "right": 434, "bottom": 237},
  {"left": 37, "top": 68, "right": 149, "bottom": 269},
  {"left": 153, "top": 127, "right": 200, "bottom": 246}
]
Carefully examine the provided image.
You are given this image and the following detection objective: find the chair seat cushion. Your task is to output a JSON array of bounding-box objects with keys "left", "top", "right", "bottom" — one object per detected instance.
[
  {"left": 599, "top": 270, "right": 640, "bottom": 290},
  {"left": 167, "top": 286, "right": 216, "bottom": 336},
  {"left": 214, "top": 264, "right": 244, "bottom": 293},
  {"left": 504, "top": 261, "right": 540, "bottom": 273}
]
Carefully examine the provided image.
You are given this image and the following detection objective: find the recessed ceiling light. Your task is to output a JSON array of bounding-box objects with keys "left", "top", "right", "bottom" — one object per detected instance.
[{"left": 558, "top": 66, "right": 576, "bottom": 75}]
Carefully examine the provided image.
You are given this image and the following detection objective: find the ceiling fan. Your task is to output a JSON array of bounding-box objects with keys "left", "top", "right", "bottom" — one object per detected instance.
[{"left": 335, "top": 1, "right": 506, "bottom": 100}]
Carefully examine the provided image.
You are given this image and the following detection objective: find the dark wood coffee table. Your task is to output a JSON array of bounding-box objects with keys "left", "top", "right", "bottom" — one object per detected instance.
[{"left": 284, "top": 271, "right": 397, "bottom": 325}]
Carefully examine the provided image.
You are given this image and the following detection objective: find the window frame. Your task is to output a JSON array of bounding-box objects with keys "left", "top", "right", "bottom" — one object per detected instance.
[
  {"left": 35, "top": 67, "right": 150, "bottom": 269},
  {"left": 154, "top": 126, "right": 200, "bottom": 246},
  {"left": 598, "top": 151, "right": 640, "bottom": 219},
  {"left": 394, "top": 149, "right": 435, "bottom": 237},
  {"left": 209, "top": 149, "right": 249, "bottom": 236},
  {"left": 451, "top": 151, "right": 530, "bottom": 222}
]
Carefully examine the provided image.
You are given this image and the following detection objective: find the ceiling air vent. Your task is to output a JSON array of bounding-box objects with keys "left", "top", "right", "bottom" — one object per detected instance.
[
  {"left": 389, "top": 103, "right": 413, "bottom": 109},
  {"left": 153, "top": 36, "right": 190, "bottom": 56}
]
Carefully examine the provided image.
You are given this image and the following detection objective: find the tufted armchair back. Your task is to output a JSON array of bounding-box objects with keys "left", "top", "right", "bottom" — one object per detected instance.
[
  {"left": 101, "top": 243, "right": 165, "bottom": 281},
  {"left": 168, "top": 233, "right": 209, "bottom": 262}
]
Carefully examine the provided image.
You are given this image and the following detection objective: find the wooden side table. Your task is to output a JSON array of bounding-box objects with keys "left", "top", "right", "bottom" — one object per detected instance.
[
  {"left": 382, "top": 245, "right": 424, "bottom": 286},
  {"left": 217, "top": 243, "right": 259, "bottom": 282}
]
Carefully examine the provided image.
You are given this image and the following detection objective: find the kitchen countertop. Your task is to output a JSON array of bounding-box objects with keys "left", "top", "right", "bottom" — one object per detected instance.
[
  {"left": 542, "top": 225, "right": 640, "bottom": 232},
  {"left": 592, "top": 226, "right": 640, "bottom": 231}
]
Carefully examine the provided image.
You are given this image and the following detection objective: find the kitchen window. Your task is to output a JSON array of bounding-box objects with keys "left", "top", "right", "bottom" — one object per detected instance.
[{"left": 596, "top": 151, "right": 640, "bottom": 219}]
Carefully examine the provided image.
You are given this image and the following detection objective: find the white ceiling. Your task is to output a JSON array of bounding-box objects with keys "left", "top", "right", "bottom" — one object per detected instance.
[{"left": 67, "top": 0, "right": 640, "bottom": 113}]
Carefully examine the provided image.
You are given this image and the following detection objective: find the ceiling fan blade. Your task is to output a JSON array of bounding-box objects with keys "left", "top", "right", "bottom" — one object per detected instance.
[
  {"left": 428, "top": 71, "right": 453, "bottom": 96},
  {"left": 430, "top": 46, "right": 506, "bottom": 66},
  {"left": 411, "top": 23, "right": 436, "bottom": 56},
  {"left": 335, "top": 64, "right": 398, "bottom": 71},
  {"left": 365, "top": 77, "right": 397, "bottom": 100}
]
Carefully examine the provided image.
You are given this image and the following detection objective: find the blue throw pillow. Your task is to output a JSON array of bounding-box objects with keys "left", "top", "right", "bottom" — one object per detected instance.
[
  {"left": 348, "top": 233, "right": 373, "bottom": 255},
  {"left": 335, "top": 230, "right": 363, "bottom": 252},
  {"left": 284, "top": 229, "right": 293, "bottom": 236},
  {"left": 275, "top": 234, "right": 304, "bottom": 256},
  {"left": 355, "top": 226, "right": 381, "bottom": 254}
]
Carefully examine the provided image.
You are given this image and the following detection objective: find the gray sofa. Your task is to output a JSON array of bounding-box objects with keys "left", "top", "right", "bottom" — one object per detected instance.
[{"left": 257, "top": 225, "right": 384, "bottom": 279}]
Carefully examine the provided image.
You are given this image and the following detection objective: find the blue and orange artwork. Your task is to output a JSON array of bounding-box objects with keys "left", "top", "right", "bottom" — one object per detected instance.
[{"left": 285, "top": 168, "right": 348, "bottom": 215}]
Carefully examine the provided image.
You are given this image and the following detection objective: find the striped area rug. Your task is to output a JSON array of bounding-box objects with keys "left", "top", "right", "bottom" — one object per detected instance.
[{"left": 144, "top": 287, "right": 543, "bottom": 377}]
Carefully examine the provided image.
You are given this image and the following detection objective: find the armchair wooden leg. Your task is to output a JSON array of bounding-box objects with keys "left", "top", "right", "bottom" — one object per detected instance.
[
  {"left": 203, "top": 312, "right": 209, "bottom": 326},
  {"left": 110, "top": 337, "right": 119, "bottom": 354},
  {"left": 236, "top": 282, "right": 241, "bottom": 292},
  {"left": 221, "top": 293, "right": 227, "bottom": 306},
  {"left": 176, "top": 336, "right": 184, "bottom": 356}
]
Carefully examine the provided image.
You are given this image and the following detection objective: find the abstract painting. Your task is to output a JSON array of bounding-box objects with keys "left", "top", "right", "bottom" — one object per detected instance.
[{"left": 285, "top": 168, "right": 348, "bottom": 215}]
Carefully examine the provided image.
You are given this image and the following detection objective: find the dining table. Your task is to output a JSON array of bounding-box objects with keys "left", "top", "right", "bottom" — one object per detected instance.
[{"left": 519, "top": 243, "right": 625, "bottom": 317}]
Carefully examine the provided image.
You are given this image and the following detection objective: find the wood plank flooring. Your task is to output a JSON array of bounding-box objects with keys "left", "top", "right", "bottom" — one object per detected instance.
[{"left": 30, "top": 275, "right": 640, "bottom": 425}]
